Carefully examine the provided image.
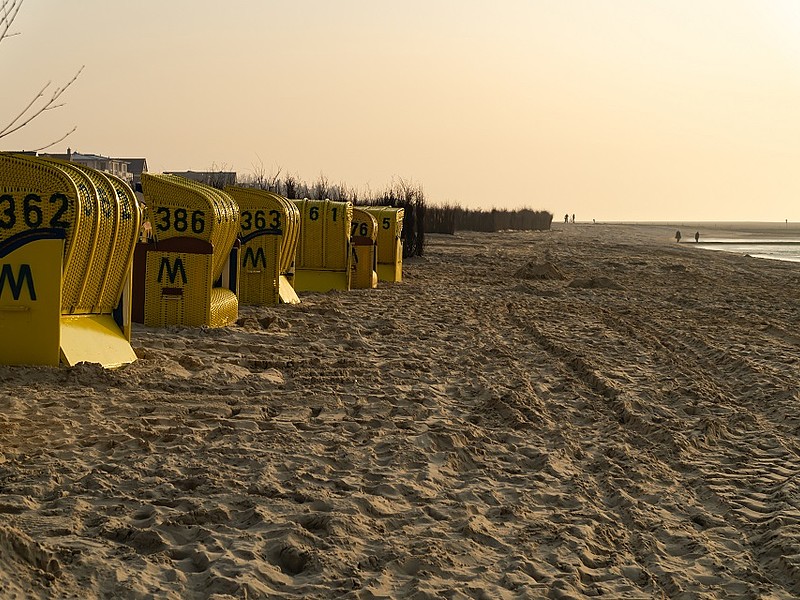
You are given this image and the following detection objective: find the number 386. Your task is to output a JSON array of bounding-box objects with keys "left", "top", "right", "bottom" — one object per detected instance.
[{"left": 155, "top": 207, "right": 205, "bottom": 234}]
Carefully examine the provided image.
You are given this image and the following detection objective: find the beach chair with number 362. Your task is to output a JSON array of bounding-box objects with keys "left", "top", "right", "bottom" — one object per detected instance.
[{"left": 0, "top": 152, "right": 141, "bottom": 367}]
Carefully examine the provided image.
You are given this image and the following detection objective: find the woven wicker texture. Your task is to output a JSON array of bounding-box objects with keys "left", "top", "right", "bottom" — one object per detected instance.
[
  {"left": 260, "top": 190, "right": 300, "bottom": 274},
  {"left": 100, "top": 172, "right": 141, "bottom": 312},
  {"left": 178, "top": 179, "right": 240, "bottom": 276},
  {"left": 142, "top": 245, "right": 237, "bottom": 328},
  {"left": 39, "top": 161, "right": 129, "bottom": 314},
  {"left": 144, "top": 250, "right": 213, "bottom": 327},
  {"left": 67, "top": 164, "right": 114, "bottom": 312},
  {"left": 208, "top": 287, "right": 238, "bottom": 327},
  {"left": 363, "top": 206, "right": 404, "bottom": 264},
  {"left": 137, "top": 175, "right": 240, "bottom": 327},
  {"left": 352, "top": 208, "right": 378, "bottom": 242},
  {"left": 293, "top": 199, "right": 353, "bottom": 270},
  {"left": 0, "top": 153, "right": 108, "bottom": 313},
  {"left": 35, "top": 158, "right": 100, "bottom": 312},
  {"left": 140, "top": 174, "right": 239, "bottom": 281},
  {"left": 240, "top": 234, "right": 281, "bottom": 305},
  {"left": 225, "top": 187, "right": 300, "bottom": 305},
  {"left": 0, "top": 155, "right": 81, "bottom": 281},
  {"left": 351, "top": 208, "right": 378, "bottom": 289}
]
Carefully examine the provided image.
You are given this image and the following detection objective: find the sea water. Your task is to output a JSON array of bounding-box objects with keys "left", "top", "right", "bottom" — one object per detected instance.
[
  {"left": 694, "top": 239, "right": 800, "bottom": 263},
  {"left": 642, "top": 221, "right": 800, "bottom": 264},
  {"left": 617, "top": 222, "right": 800, "bottom": 264}
]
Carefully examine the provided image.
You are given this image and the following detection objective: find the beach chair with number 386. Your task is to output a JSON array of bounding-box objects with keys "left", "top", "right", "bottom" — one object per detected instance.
[{"left": 132, "top": 174, "right": 239, "bottom": 328}]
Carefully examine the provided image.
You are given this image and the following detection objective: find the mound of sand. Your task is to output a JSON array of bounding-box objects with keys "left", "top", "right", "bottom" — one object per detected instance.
[{"left": 514, "top": 260, "right": 565, "bottom": 280}]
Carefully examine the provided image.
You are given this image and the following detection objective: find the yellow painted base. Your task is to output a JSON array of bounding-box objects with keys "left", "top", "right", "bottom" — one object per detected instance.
[
  {"left": 293, "top": 269, "right": 350, "bottom": 293},
  {"left": 376, "top": 263, "right": 402, "bottom": 283},
  {"left": 0, "top": 236, "right": 64, "bottom": 366},
  {"left": 278, "top": 275, "right": 300, "bottom": 304},
  {"left": 59, "top": 314, "right": 137, "bottom": 368}
]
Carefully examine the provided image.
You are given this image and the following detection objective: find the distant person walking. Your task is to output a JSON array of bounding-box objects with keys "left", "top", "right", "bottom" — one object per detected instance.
[
  {"left": 572, "top": 214, "right": 576, "bottom": 223},
  {"left": 675, "top": 230, "right": 682, "bottom": 242},
  {"left": 694, "top": 231, "right": 700, "bottom": 243},
  {"left": 564, "top": 213, "right": 569, "bottom": 223}
]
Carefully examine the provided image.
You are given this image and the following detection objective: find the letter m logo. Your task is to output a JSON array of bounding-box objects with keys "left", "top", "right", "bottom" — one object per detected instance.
[
  {"left": 157, "top": 257, "right": 187, "bottom": 284},
  {"left": 0, "top": 264, "right": 36, "bottom": 301},
  {"left": 243, "top": 247, "right": 266, "bottom": 269}
]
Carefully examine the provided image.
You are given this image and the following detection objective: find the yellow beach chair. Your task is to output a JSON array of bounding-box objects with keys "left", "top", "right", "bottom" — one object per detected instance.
[
  {"left": 292, "top": 199, "right": 353, "bottom": 292},
  {"left": 133, "top": 174, "right": 239, "bottom": 328},
  {"left": 225, "top": 187, "right": 300, "bottom": 305},
  {"left": 363, "top": 206, "right": 404, "bottom": 282},
  {"left": 350, "top": 208, "right": 378, "bottom": 289},
  {"left": 0, "top": 153, "right": 141, "bottom": 367}
]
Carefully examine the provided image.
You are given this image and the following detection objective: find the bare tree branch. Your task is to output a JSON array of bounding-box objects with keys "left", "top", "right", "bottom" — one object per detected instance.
[
  {"left": 268, "top": 165, "right": 282, "bottom": 191},
  {"left": 31, "top": 126, "right": 77, "bottom": 152},
  {"left": 0, "top": 0, "right": 24, "bottom": 45},
  {"left": 0, "top": 65, "right": 84, "bottom": 140},
  {"left": 1, "top": 1, "right": 82, "bottom": 148}
]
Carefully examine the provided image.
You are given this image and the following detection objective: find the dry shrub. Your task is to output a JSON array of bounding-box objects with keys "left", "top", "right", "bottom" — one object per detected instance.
[
  {"left": 236, "top": 168, "right": 556, "bottom": 255},
  {"left": 237, "top": 171, "right": 427, "bottom": 257},
  {"left": 425, "top": 206, "right": 553, "bottom": 233}
]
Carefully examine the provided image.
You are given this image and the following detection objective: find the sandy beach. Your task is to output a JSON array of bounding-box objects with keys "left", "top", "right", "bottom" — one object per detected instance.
[{"left": 1, "top": 222, "right": 799, "bottom": 599}]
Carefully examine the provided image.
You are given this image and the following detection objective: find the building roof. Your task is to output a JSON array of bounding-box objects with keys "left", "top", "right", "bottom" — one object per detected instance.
[
  {"left": 40, "top": 150, "right": 123, "bottom": 164},
  {"left": 116, "top": 158, "right": 148, "bottom": 175}
]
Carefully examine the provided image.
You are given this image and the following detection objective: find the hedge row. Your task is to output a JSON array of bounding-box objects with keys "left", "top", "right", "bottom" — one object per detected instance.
[{"left": 237, "top": 172, "right": 552, "bottom": 257}]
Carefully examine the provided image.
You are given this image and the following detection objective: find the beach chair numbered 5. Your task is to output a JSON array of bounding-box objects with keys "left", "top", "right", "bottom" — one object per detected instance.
[{"left": 363, "top": 206, "right": 404, "bottom": 282}]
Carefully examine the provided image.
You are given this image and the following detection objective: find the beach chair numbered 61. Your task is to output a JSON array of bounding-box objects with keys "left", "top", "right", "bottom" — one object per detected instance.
[
  {"left": 292, "top": 199, "right": 353, "bottom": 293},
  {"left": 0, "top": 153, "right": 141, "bottom": 367}
]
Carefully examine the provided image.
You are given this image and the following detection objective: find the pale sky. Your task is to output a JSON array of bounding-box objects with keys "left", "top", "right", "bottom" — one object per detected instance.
[{"left": 2, "top": 1, "right": 800, "bottom": 221}]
